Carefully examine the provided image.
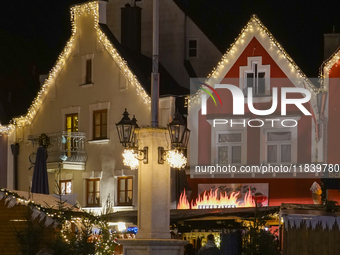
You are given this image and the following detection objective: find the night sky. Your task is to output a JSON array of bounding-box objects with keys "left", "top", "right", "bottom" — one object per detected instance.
[{"left": 1, "top": 0, "right": 340, "bottom": 122}]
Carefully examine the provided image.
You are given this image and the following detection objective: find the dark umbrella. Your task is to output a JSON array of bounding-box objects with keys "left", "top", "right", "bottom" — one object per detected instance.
[{"left": 31, "top": 146, "right": 49, "bottom": 194}]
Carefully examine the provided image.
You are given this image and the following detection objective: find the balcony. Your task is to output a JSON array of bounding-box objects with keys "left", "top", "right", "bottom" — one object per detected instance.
[{"left": 28, "top": 131, "right": 87, "bottom": 171}]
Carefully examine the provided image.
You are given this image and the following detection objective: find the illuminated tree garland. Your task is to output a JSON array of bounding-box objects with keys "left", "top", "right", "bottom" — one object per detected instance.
[{"left": 0, "top": 1, "right": 150, "bottom": 135}]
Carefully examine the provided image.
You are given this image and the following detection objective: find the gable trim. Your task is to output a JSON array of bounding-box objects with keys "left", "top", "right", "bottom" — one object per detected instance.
[
  {"left": 0, "top": 1, "right": 151, "bottom": 135},
  {"left": 190, "top": 15, "right": 320, "bottom": 107}
]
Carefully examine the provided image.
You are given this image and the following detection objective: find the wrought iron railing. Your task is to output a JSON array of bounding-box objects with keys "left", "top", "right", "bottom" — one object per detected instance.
[{"left": 28, "top": 131, "right": 87, "bottom": 163}]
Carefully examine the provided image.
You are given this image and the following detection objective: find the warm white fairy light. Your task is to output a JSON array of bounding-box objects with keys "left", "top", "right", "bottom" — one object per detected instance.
[
  {"left": 189, "top": 14, "right": 323, "bottom": 106},
  {"left": 0, "top": 1, "right": 150, "bottom": 135},
  {"left": 122, "top": 149, "right": 139, "bottom": 170},
  {"left": 320, "top": 47, "right": 340, "bottom": 88},
  {"left": 165, "top": 150, "right": 187, "bottom": 169}
]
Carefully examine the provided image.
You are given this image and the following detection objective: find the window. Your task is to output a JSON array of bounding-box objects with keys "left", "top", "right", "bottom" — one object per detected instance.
[
  {"left": 187, "top": 38, "right": 198, "bottom": 58},
  {"left": 86, "top": 179, "right": 100, "bottom": 207},
  {"left": 66, "top": 113, "right": 78, "bottom": 132},
  {"left": 93, "top": 109, "right": 107, "bottom": 140},
  {"left": 117, "top": 176, "right": 133, "bottom": 206},
  {"left": 59, "top": 180, "right": 72, "bottom": 194},
  {"left": 65, "top": 113, "right": 78, "bottom": 157},
  {"left": 217, "top": 133, "right": 242, "bottom": 164},
  {"left": 266, "top": 131, "right": 291, "bottom": 164},
  {"left": 245, "top": 62, "right": 266, "bottom": 95},
  {"left": 240, "top": 57, "right": 270, "bottom": 97},
  {"left": 86, "top": 59, "right": 92, "bottom": 84}
]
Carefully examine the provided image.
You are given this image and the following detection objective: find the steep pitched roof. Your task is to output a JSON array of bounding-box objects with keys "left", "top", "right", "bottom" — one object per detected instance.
[
  {"left": 190, "top": 15, "right": 320, "bottom": 109},
  {"left": 0, "top": 1, "right": 188, "bottom": 134},
  {"left": 99, "top": 24, "right": 189, "bottom": 97}
]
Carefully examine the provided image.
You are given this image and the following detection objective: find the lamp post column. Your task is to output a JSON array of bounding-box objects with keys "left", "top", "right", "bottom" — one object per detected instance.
[{"left": 136, "top": 127, "right": 170, "bottom": 239}]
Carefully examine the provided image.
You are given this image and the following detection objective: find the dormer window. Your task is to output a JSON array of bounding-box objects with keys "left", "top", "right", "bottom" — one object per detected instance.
[{"left": 240, "top": 57, "right": 270, "bottom": 97}]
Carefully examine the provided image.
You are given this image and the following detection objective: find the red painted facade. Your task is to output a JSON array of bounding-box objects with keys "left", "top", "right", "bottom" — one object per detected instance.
[
  {"left": 327, "top": 60, "right": 340, "bottom": 165},
  {"left": 188, "top": 36, "right": 318, "bottom": 206}
]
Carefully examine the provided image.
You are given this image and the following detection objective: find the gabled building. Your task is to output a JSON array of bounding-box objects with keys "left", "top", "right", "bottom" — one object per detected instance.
[
  {"left": 187, "top": 15, "right": 323, "bottom": 208},
  {"left": 0, "top": 1, "right": 221, "bottom": 214},
  {"left": 320, "top": 45, "right": 340, "bottom": 195},
  {"left": 105, "top": 0, "right": 221, "bottom": 89}
]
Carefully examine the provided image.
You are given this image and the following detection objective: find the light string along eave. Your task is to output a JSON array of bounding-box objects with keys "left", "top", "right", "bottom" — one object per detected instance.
[
  {"left": 189, "top": 15, "right": 322, "bottom": 106},
  {"left": 0, "top": 1, "right": 150, "bottom": 135}
]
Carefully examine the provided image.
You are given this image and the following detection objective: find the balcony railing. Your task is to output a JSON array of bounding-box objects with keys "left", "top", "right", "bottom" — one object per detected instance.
[{"left": 28, "top": 131, "right": 87, "bottom": 164}]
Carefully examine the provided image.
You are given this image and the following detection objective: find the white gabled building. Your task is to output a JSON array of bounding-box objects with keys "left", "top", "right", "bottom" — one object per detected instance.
[{"left": 0, "top": 0, "right": 221, "bottom": 214}]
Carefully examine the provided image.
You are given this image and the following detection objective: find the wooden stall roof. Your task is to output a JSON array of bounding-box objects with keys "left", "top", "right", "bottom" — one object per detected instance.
[
  {"left": 280, "top": 203, "right": 340, "bottom": 216},
  {"left": 12, "top": 190, "right": 79, "bottom": 211},
  {"left": 102, "top": 206, "right": 280, "bottom": 224}
]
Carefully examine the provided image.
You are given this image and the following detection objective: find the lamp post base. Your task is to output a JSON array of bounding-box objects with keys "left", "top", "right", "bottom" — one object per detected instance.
[{"left": 119, "top": 239, "right": 187, "bottom": 255}]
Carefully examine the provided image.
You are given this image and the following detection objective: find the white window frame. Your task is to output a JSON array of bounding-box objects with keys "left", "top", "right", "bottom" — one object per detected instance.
[
  {"left": 216, "top": 131, "right": 243, "bottom": 165},
  {"left": 186, "top": 38, "right": 199, "bottom": 59},
  {"left": 260, "top": 117, "right": 299, "bottom": 164},
  {"left": 265, "top": 130, "right": 292, "bottom": 164},
  {"left": 208, "top": 118, "right": 247, "bottom": 165},
  {"left": 239, "top": 56, "right": 270, "bottom": 102}
]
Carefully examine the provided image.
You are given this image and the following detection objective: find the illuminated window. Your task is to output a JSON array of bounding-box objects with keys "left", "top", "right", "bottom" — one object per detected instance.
[
  {"left": 187, "top": 38, "right": 198, "bottom": 59},
  {"left": 117, "top": 176, "right": 133, "bottom": 206},
  {"left": 65, "top": 113, "right": 78, "bottom": 156},
  {"left": 93, "top": 109, "right": 107, "bottom": 140},
  {"left": 86, "top": 179, "right": 100, "bottom": 207},
  {"left": 59, "top": 180, "right": 72, "bottom": 194},
  {"left": 66, "top": 113, "right": 78, "bottom": 132},
  {"left": 216, "top": 132, "right": 242, "bottom": 165}
]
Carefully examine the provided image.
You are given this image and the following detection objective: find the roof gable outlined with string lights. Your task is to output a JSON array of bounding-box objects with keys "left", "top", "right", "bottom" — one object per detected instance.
[
  {"left": 190, "top": 15, "right": 321, "bottom": 106},
  {"left": 0, "top": 1, "right": 152, "bottom": 135},
  {"left": 188, "top": 15, "right": 322, "bottom": 167}
]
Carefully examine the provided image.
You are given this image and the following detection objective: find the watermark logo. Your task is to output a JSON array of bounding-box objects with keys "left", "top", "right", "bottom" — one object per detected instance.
[
  {"left": 197, "top": 82, "right": 222, "bottom": 108},
  {"left": 201, "top": 84, "right": 311, "bottom": 116}
]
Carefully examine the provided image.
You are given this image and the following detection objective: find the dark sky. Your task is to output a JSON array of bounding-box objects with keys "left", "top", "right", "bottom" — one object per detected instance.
[{"left": 0, "top": 0, "right": 340, "bottom": 122}]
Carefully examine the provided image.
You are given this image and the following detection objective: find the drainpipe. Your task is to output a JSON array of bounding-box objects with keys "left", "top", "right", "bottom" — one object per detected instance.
[
  {"left": 151, "top": 0, "right": 159, "bottom": 127},
  {"left": 10, "top": 143, "right": 19, "bottom": 190}
]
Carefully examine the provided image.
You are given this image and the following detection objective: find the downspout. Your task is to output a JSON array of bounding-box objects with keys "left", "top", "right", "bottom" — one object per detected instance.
[
  {"left": 10, "top": 143, "right": 19, "bottom": 190},
  {"left": 151, "top": 0, "right": 159, "bottom": 127}
]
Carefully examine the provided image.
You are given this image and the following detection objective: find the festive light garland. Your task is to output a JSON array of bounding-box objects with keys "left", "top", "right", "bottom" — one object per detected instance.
[
  {"left": 0, "top": 1, "right": 150, "bottom": 135},
  {"left": 189, "top": 14, "right": 322, "bottom": 106},
  {"left": 165, "top": 150, "right": 187, "bottom": 169},
  {"left": 122, "top": 149, "right": 139, "bottom": 170},
  {"left": 0, "top": 188, "right": 121, "bottom": 252},
  {"left": 0, "top": 188, "right": 84, "bottom": 227},
  {"left": 320, "top": 45, "right": 340, "bottom": 85}
]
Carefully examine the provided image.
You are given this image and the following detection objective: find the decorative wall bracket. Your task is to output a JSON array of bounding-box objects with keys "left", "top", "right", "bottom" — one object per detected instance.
[{"left": 135, "top": 146, "right": 148, "bottom": 164}]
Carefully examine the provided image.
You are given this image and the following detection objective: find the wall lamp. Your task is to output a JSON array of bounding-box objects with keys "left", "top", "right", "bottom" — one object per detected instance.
[{"left": 116, "top": 109, "right": 148, "bottom": 165}]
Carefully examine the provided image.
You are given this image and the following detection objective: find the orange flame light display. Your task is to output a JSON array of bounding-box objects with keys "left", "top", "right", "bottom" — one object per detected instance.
[{"left": 177, "top": 189, "right": 256, "bottom": 209}]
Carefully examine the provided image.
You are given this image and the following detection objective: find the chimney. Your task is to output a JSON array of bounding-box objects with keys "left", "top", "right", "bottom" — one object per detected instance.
[
  {"left": 98, "top": 1, "right": 107, "bottom": 24},
  {"left": 121, "top": 4, "right": 141, "bottom": 53},
  {"left": 324, "top": 30, "right": 340, "bottom": 60},
  {"left": 39, "top": 74, "right": 48, "bottom": 87}
]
